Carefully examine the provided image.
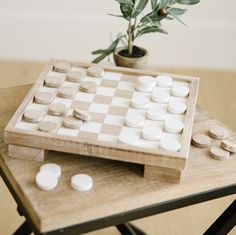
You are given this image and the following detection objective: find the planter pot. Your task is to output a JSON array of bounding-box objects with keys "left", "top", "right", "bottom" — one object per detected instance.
[{"left": 113, "top": 46, "right": 149, "bottom": 69}]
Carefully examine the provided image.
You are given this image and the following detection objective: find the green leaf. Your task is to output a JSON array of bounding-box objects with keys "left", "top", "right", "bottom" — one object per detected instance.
[
  {"left": 92, "top": 35, "right": 125, "bottom": 64},
  {"left": 132, "top": 0, "right": 148, "bottom": 18},
  {"left": 159, "top": 0, "right": 169, "bottom": 9},
  {"left": 168, "top": 0, "right": 179, "bottom": 5},
  {"left": 108, "top": 13, "right": 124, "bottom": 18},
  {"left": 166, "top": 15, "right": 174, "bottom": 20},
  {"left": 120, "top": 3, "right": 133, "bottom": 20},
  {"left": 151, "top": 0, "right": 158, "bottom": 10},
  {"left": 141, "top": 11, "right": 166, "bottom": 24},
  {"left": 92, "top": 53, "right": 107, "bottom": 64},
  {"left": 115, "top": 0, "right": 134, "bottom": 5},
  {"left": 107, "top": 37, "right": 121, "bottom": 51},
  {"left": 92, "top": 49, "right": 107, "bottom": 55},
  {"left": 135, "top": 26, "right": 167, "bottom": 38},
  {"left": 168, "top": 9, "right": 187, "bottom": 25},
  {"left": 177, "top": 0, "right": 200, "bottom": 5},
  {"left": 168, "top": 7, "right": 187, "bottom": 15}
]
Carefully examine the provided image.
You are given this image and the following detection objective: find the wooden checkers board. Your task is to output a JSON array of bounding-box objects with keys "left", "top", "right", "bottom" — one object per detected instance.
[{"left": 4, "top": 60, "right": 199, "bottom": 174}]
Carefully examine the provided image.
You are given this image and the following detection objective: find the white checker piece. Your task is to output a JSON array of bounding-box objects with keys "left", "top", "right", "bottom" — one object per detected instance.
[
  {"left": 71, "top": 174, "right": 93, "bottom": 192},
  {"left": 104, "top": 115, "right": 124, "bottom": 126},
  {"left": 89, "top": 103, "right": 109, "bottom": 114},
  {"left": 36, "top": 171, "right": 58, "bottom": 191},
  {"left": 164, "top": 118, "right": 184, "bottom": 134},
  {"left": 97, "top": 87, "right": 116, "bottom": 96},
  {"left": 147, "top": 107, "right": 166, "bottom": 121},
  {"left": 40, "top": 163, "right": 61, "bottom": 179},
  {"left": 80, "top": 122, "right": 102, "bottom": 133},
  {"left": 119, "top": 128, "right": 140, "bottom": 146},
  {"left": 138, "top": 76, "right": 156, "bottom": 88},
  {"left": 75, "top": 92, "right": 95, "bottom": 102},
  {"left": 125, "top": 114, "right": 145, "bottom": 128},
  {"left": 131, "top": 96, "right": 149, "bottom": 109},
  {"left": 168, "top": 101, "right": 187, "bottom": 115},
  {"left": 172, "top": 81, "right": 190, "bottom": 98},
  {"left": 160, "top": 137, "right": 181, "bottom": 152},
  {"left": 152, "top": 88, "right": 170, "bottom": 103},
  {"left": 103, "top": 72, "right": 122, "bottom": 81},
  {"left": 156, "top": 75, "right": 173, "bottom": 87},
  {"left": 142, "top": 126, "right": 162, "bottom": 141}
]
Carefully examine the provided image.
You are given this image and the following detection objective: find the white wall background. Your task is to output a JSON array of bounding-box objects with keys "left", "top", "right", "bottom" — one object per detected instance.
[{"left": 0, "top": 0, "right": 236, "bottom": 70}]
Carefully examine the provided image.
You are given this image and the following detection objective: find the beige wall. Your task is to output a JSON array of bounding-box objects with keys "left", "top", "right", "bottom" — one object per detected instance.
[{"left": 0, "top": 0, "right": 236, "bottom": 70}]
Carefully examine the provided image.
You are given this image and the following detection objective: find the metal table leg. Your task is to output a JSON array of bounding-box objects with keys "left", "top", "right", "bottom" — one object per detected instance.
[
  {"left": 116, "top": 223, "right": 146, "bottom": 235},
  {"left": 204, "top": 199, "right": 236, "bottom": 235},
  {"left": 13, "top": 220, "right": 32, "bottom": 235}
]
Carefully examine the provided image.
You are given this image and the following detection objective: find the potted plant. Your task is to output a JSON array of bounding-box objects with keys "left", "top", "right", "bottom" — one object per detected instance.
[{"left": 92, "top": 0, "right": 200, "bottom": 69}]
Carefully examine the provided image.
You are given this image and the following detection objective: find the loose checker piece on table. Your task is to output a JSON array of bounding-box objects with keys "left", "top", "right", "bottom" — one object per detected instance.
[
  {"left": 4, "top": 59, "right": 199, "bottom": 182},
  {"left": 192, "top": 125, "right": 236, "bottom": 161},
  {"left": 35, "top": 162, "right": 93, "bottom": 192}
]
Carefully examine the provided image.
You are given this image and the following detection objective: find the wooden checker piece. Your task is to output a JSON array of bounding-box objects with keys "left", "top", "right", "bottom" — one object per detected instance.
[
  {"left": 57, "top": 87, "right": 77, "bottom": 98},
  {"left": 66, "top": 71, "right": 85, "bottom": 83},
  {"left": 48, "top": 103, "right": 67, "bottom": 116},
  {"left": 45, "top": 76, "right": 64, "bottom": 88},
  {"left": 53, "top": 61, "right": 71, "bottom": 73},
  {"left": 87, "top": 66, "right": 104, "bottom": 77},
  {"left": 35, "top": 92, "right": 53, "bottom": 105},
  {"left": 209, "top": 145, "right": 230, "bottom": 161},
  {"left": 79, "top": 81, "right": 97, "bottom": 93},
  {"left": 73, "top": 109, "right": 91, "bottom": 122},
  {"left": 192, "top": 134, "right": 211, "bottom": 148},
  {"left": 221, "top": 139, "right": 236, "bottom": 153},
  {"left": 23, "top": 110, "right": 44, "bottom": 123},
  {"left": 63, "top": 116, "right": 83, "bottom": 129},
  {"left": 209, "top": 125, "right": 228, "bottom": 140},
  {"left": 38, "top": 121, "right": 57, "bottom": 133}
]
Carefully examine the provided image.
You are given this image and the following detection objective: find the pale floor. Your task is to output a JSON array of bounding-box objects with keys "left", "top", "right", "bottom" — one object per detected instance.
[{"left": 0, "top": 60, "right": 236, "bottom": 235}]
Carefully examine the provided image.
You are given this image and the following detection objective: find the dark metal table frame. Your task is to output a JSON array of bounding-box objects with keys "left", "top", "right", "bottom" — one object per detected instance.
[{"left": 1, "top": 168, "right": 235, "bottom": 235}]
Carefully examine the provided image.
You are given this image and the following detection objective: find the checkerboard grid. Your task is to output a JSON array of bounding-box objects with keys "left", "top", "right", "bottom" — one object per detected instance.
[
  {"left": 97, "top": 73, "right": 141, "bottom": 144},
  {"left": 89, "top": 75, "right": 126, "bottom": 144},
  {"left": 17, "top": 65, "right": 190, "bottom": 151}
]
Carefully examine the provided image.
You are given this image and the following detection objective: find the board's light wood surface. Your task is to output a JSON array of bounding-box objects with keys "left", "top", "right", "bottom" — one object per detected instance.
[
  {"left": 4, "top": 60, "right": 199, "bottom": 171},
  {"left": 0, "top": 85, "right": 236, "bottom": 233}
]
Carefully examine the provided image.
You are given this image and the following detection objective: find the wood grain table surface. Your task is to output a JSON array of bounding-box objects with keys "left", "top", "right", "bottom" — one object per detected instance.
[{"left": 0, "top": 84, "right": 236, "bottom": 234}]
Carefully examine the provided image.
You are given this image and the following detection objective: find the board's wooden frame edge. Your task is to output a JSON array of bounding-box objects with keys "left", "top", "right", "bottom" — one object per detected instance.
[{"left": 4, "top": 59, "right": 199, "bottom": 170}]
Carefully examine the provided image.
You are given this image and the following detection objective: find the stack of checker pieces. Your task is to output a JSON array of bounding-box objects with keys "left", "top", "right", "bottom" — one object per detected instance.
[{"left": 4, "top": 59, "right": 199, "bottom": 182}]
